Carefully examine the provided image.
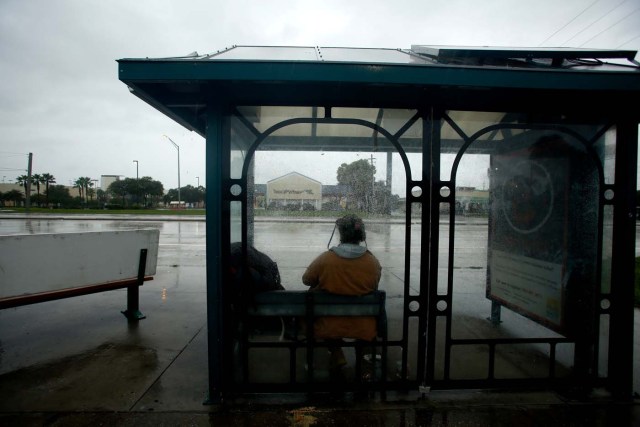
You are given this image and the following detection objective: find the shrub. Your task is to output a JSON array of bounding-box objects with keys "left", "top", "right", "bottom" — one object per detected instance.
[{"left": 322, "top": 201, "right": 342, "bottom": 211}]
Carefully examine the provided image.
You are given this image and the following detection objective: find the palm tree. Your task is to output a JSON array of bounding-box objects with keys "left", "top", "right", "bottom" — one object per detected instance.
[
  {"left": 16, "top": 175, "right": 30, "bottom": 199},
  {"left": 32, "top": 174, "right": 43, "bottom": 206},
  {"left": 73, "top": 178, "right": 85, "bottom": 203},
  {"left": 82, "top": 177, "right": 92, "bottom": 204},
  {"left": 42, "top": 173, "right": 56, "bottom": 207},
  {"left": 74, "top": 177, "right": 92, "bottom": 204}
]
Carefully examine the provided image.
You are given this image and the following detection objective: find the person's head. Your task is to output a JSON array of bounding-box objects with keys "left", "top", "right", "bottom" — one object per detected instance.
[{"left": 336, "top": 214, "right": 366, "bottom": 244}]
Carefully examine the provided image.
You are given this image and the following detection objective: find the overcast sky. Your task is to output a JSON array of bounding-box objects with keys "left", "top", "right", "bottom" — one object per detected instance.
[{"left": 1, "top": 0, "right": 638, "bottom": 194}]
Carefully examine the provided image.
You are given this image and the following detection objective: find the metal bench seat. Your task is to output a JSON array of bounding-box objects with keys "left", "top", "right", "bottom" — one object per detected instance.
[{"left": 243, "top": 289, "right": 388, "bottom": 390}]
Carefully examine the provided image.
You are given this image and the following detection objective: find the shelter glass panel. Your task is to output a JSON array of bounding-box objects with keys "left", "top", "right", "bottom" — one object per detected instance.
[
  {"left": 601, "top": 205, "right": 614, "bottom": 294},
  {"left": 596, "top": 127, "right": 617, "bottom": 185},
  {"left": 230, "top": 114, "right": 255, "bottom": 180},
  {"left": 449, "top": 344, "right": 489, "bottom": 380},
  {"left": 408, "top": 203, "right": 422, "bottom": 298},
  {"left": 229, "top": 105, "right": 419, "bottom": 391},
  {"left": 435, "top": 112, "right": 606, "bottom": 385},
  {"left": 598, "top": 313, "right": 610, "bottom": 378},
  {"left": 493, "top": 343, "right": 551, "bottom": 379}
]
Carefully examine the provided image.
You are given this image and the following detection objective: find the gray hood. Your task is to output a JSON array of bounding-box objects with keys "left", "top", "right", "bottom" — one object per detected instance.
[{"left": 330, "top": 243, "right": 367, "bottom": 259}]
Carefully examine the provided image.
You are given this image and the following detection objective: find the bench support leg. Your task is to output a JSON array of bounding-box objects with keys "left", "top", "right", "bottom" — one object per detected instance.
[
  {"left": 122, "top": 249, "right": 147, "bottom": 321},
  {"left": 487, "top": 300, "right": 502, "bottom": 325}
]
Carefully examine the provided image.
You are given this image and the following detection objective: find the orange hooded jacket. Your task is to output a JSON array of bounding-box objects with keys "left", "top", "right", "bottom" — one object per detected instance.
[{"left": 302, "top": 244, "right": 382, "bottom": 341}]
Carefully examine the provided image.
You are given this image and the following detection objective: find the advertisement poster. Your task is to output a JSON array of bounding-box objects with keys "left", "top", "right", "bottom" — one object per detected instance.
[
  {"left": 487, "top": 134, "right": 599, "bottom": 336},
  {"left": 487, "top": 136, "right": 568, "bottom": 333},
  {"left": 490, "top": 250, "right": 564, "bottom": 326}
]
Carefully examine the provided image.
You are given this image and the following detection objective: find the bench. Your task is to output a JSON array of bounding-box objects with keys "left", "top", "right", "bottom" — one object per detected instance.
[
  {"left": 0, "top": 229, "right": 160, "bottom": 320},
  {"left": 246, "top": 289, "right": 388, "bottom": 384}
]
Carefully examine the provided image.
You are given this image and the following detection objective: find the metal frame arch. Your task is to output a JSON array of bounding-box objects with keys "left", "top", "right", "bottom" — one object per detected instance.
[
  {"left": 236, "top": 115, "right": 416, "bottom": 181},
  {"left": 445, "top": 120, "right": 609, "bottom": 188}
]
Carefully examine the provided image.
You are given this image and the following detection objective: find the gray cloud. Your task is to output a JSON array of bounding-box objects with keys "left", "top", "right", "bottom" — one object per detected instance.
[{"left": 0, "top": 0, "right": 637, "bottom": 189}]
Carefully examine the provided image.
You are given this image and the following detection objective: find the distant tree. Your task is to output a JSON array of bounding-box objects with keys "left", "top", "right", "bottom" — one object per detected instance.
[
  {"left": 181, "top": 185, "right": 200, "bottom": 204},
  {"left": 96, "top": 188, "right": 107, "bottom": 204},
  {"left": 33, "top": 194, "right": 48, "bottom": 206},
  {"left": 3, "top": 189, "right": 24, "bottom": 206},
  {"left": 336, "top": 159, "right": 376, "bottom": 212},
  {"left": 198, "top": 185, "right": 206, "bottom": 208},
  {"left": 73, "top": 177, "right": 93, "bottom": 204},
  {"left": 166, "top": 185, "right": 205, "bottom": 206},
  {"left": 108, "top": 180, "right": 130, "bottom": 206},
  {"left": 31, "top": 174, "right": 43, "bottom": 206},
  {"left": 138, "top": 176, "right": 164, "bottom": 207},
  {"left": 41, "top": 173, "right": 56, "bottom": 206},
  {"left": 45, "top": 185, "right": 72, "bottom": 207},
  {"left": 16, "top": 174, "right": 30, "bottom": 198},
  {"left": 106, "top": 177, "right": 163, "bottom": 207},
  {"left": 371, "top": 180, "right": 398, "bottom": 214},
  {"left": 164, "top": 188, "right": 178, "bottom": 205},
  {"left": 73, "top": 178, "right": 85, "bottom": 202},
  {"left": 82, "top": 177, "right": 92, "bottom": 203}
]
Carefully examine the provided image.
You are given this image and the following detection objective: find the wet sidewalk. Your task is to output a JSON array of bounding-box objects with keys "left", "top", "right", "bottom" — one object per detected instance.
[{"left": 0, "top": 216, "right": 638, "bottom": 425}]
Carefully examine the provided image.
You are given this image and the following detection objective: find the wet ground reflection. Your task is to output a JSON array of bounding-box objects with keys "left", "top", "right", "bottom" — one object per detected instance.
[{"left": 0, "top": 217, "right": 638, "bottom": 396}]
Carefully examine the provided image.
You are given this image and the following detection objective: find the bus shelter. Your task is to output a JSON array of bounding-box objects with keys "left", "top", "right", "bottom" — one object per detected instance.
[{"left": 118, "top": 45, "right": 640, "bottom": 402}]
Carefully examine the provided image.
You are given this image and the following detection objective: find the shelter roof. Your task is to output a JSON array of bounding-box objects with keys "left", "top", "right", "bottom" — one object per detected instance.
[{"left": 118, "top": 45, "right": 640, "bottom": 137}]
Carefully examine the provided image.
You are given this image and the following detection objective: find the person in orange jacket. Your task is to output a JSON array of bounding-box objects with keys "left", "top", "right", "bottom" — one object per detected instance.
[{"left": 302, "top": 214, "right": 382, "bottom": 374}]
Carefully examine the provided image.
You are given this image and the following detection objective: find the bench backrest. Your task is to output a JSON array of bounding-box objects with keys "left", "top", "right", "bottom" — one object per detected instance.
[
  {"left": 248, "top": 289, "right": 387, "bottom": 337},
  {"left": 0, "top": 229, "right": 160, "bottom": 299}
]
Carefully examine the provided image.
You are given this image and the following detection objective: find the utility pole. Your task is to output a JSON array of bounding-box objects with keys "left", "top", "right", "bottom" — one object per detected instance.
[
  {"left": 386, "top": 152, "right": 392, "bottom": 192},
  {"left": 26, "top": 152, "right": 33, "bottom": 211},
  {"left": 369, "top": 154, "right": 376, "bottom": 213},
  {"left": 91, "top": 179, "right": 99, "bottom": 202}
]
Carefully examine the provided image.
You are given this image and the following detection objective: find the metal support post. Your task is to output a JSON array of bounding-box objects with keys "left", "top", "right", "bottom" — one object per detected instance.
[
  {"left": 122, "top": 248, "right": 147, "bottom": 320},
  {"left": 487, "top": 300, "right": 502, "bottom": 325}
]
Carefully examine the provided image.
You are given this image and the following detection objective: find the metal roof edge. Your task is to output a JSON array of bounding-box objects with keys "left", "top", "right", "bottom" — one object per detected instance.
[{"left": 119, "top": 60, "right": 640, "bottom": 92}]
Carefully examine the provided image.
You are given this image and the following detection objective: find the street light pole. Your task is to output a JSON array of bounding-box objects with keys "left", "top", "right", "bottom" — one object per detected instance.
[
  {"left": 91, "top": 179, "right": 98, "bottom": 201},
  {"left": 196, "top": 176, "right": 200, "bottom": 187},
  {"left": 133, "top": 160, "right": 139, "bottom": 205},
  {"left": 163, "top": 135, "right": 181, "bottom": 207}
]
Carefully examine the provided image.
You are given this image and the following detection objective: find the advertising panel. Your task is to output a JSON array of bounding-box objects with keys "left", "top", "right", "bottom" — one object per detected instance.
[{"left": 487, "top": 134, "right": 599, "bottom": 335}]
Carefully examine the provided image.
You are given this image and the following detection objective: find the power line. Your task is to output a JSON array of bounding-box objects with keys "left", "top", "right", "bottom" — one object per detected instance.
[
  {"left": 561, "top": 0, "right": 630, "bottom": 46},
  {"left": 0, "top": 152, "right": 28, "bottom": 158},
  {"left": 538, "top": 0, "right": 601, "bottom": 46},
  {"left": 616, "top": 33, "right": 640, "bottom": 48},
  {"left": 579, "top": 6, "right": 640, "bottom": 47}
]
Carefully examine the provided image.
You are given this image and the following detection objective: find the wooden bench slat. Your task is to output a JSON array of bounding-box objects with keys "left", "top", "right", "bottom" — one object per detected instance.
[{"left": 0, "top": 276, "right": 154, "bottom": 309}]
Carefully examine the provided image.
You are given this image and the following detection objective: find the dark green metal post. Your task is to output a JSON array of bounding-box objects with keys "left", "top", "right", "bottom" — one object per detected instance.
[{"left": 205, "top": 103, "right": 226, "bottom": 404}]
